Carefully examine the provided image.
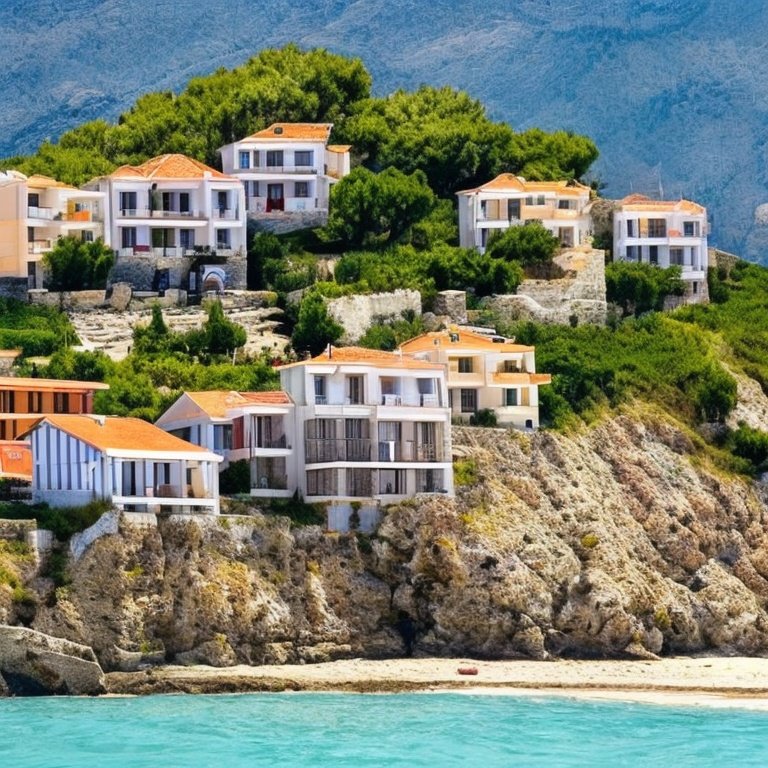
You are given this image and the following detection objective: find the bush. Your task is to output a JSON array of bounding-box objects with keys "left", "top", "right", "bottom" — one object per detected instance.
[
  {"left": 605, "top": 261, "right": 684, "bottom": 316},
  {"left": 220, "top": 460, "right": 251, "bottom": 495},
  {"left": 469, "top": 408, "right": 498, "bottom": 427},
  {"left": 730, "top": 424, "right": 768, "bottom": 469},
  {"left": 486, "top": 221, "right": 560, "bottom": 265},
  {"left": 43, "top": 236, "right": 114, "bottom": 291}
]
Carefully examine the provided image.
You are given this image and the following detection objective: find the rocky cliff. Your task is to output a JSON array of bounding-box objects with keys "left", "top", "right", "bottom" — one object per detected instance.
[{"left": 21, "top": 410, "right": 768, "bottom": 670}]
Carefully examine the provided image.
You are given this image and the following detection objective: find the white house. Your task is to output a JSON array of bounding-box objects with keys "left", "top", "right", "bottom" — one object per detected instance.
[
  {"left": 24, "top": 414, "right": 222, "bottom": 514},
  {"left": 218, "top": 123, "right": 351, "bottom": 215},
  {"left": 613, "top": 194, "right": 709, "bottom": 300},
  {"left": 155, "top": 390, "right": 296, "bottom": 498},
  {"left": 0, "top": 171, "right": 106, "bottom": 288},
  {"left": 85, "top": 154, "right": 246, "bottom": 260},
  {"left": 457, "top": 174, "right": 593, "bottom": 252},
  {"left": 279, "top": 346, "right": 454, "bottom": 505},
  {"left": 400, "top": 329, "right": 551, "bottom": 429}
]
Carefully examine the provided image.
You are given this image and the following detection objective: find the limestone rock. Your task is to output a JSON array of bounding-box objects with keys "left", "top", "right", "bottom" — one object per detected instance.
[
  {"left": 109, "top": 282, "right": 132, "bottom": 311},
  {"left": 0, "top": 625, "right": 105, "bottom": 695}
]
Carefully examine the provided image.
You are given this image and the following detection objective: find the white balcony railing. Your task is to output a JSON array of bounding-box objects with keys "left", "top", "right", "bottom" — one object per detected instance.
[{"left": 27, "top": 206, "right": 53, "bottom": 220}]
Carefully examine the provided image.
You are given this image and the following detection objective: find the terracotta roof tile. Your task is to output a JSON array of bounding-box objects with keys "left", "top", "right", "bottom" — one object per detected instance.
[
  {"left": 185, "top": 390, "right": 290, "bottom": 418},
  {"left": 109, "top": 154, "right": 232, "bottom": 181},
  {"left": 618, "top": 194, "right": 706, "bottom": 215},
  {"left": 248, "top": 123, "right": 333, "bottom": 142},
  {"left": 458, "top": 174, "right": 591, "bottom": 197},
  {"left": 35, "top": 415, "right": 210, "bottom": 454},
  {"left": 282, "top": 346, "right": 444, "bottom": 371},
  {"left": 26, "top": 174, "right": 77, "bottom": 190},
  {"left": 0, "top": 376, "right": 109, "bottom": 392},
  {"left": 400, "top": 330, "right": 534, "bottom": 354}
]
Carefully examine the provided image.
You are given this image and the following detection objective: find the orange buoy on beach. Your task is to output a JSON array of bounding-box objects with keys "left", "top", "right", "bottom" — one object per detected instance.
[{"left": 457, "top": 666, "right": 479, "bottom": 676}]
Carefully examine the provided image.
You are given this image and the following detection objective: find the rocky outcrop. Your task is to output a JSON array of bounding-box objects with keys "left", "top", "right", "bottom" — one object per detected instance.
[
  {"left": 0, "top": 625, "right": 105, "bottom": 696},
  {"left": 25, "top": 410, "right": 768, "bottom": 667},
  {"left": 327, "top": 290, "right": 422, "bottom": 344}
]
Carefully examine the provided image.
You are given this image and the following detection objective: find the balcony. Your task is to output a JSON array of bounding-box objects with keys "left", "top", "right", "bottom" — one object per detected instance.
[
  {"left": 27, "top": 206, "right": 53, "bottom": 220},
  {"left": 306, "top": 438, "right": 371, "bottom": 463},
  {"left": 212, "top": 208, "right": 239, "bottom": 220},
  {"left": 251, "top": 474, "right": 289, "bottom": 491},
  {"left": 249, "top": 165, "right": 318, "bottom": 175},
  {"left": 27, "top": 239, "right": 52, "bottom": 255},
  {"left": 118, "top": 208, "right": 203, "bottom": 219},
  {"left": 379, "top": 441, "right": 441, "bottom": 462},
  {"left": 246, "top": 197, "right": 321, "bottom": 214}
]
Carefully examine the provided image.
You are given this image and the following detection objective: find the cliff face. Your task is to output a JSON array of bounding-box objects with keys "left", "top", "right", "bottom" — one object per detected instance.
[{"left": 30, "top": 415, "right": 768, "bottom": 669}]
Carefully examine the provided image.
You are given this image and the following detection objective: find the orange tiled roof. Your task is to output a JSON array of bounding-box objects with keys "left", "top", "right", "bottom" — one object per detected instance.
[
  {"left": 247, "top": 123, "right": 333, "bottom": 142},
  {"left": 400, "top": 330, "right": 534, "bottom": 354},
  {"left": 0, "top": 376, "right": 109, "bottom": 392},
  {"left": 109, "top": 154, "right": 231, "bottom": 181},
  {"left": 618, "top": 194, "right": 705, "bottom": 215},
  {"left": 26, "top": 174, "right": 77, "bottom": 190},
  {"left": 185, "top": 390, "right": 291, "bottom": 418},
  {"left": 282, "top": 346, "right": 443, "bottom": 371},
  {"left": 34, "top": 414, "right": 210, "bottom": 454},
  {"left": 458, "top": 173, "right": 591, "bottom": 197}
]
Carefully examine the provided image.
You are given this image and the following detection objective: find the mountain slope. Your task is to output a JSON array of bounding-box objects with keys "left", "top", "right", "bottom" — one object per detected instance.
[{"left": 3, "top": 1, "right": 768, "bottom": 259}]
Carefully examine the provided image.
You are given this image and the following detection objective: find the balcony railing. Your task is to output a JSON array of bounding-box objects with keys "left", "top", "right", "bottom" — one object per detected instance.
[
  {"left": 251, "top": 474, "right": 289, "bottom": 491},
  {"left": 27, "top": 239, "right": 52, "bottom": 254},
  {"left": 255, "top": 435, "right": 289, "bottom": 450},
  {"left": 249, "top": 165, "right": 318, "bottom": 174},
  {"left": 306, "top": 438, "right": 372, "bottom": 463},
  {"left": 246, "top": 197, "right": 322, "bottom": 214},
  {"left": 27, "top": 206, "right": 53, "bottom": 220},
  {"left": 212, "top": 208, "right": 239, "bottom": 220},
  {"left": 118, "top": 208, "right": 203, "bottom": 219}
]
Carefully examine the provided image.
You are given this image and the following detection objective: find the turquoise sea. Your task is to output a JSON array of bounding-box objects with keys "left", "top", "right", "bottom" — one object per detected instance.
[{"left": 2, "top": 692, "right": 768, "bottom": 767}]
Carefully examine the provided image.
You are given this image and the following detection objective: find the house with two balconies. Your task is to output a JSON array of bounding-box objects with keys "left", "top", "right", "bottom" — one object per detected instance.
[
  {"left": 278, "top": 346, "right": 454, "bottom": 507},
  {"left": 0, "top": 171, "right": 106, "bottom": 289},
  {"left": 613, "top": 194, "right": 709, "bottom": 301},
  {"left": 218, "top": 123, "right": 350, "bottom": 217},
  {"left": 155, "top": 390, "right": 296, "bottom": 498},
  {"left": 85, "top": 154, "right": 247, "bottom": 293},
  {"left": 400, "top": 329, "right": 551, "bottom": 429},
  {"left": 457, "top": 174, "right": 593, "bottom": 253}
]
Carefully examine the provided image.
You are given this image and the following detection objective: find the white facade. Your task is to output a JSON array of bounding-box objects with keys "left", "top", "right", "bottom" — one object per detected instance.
[
  {"left": 155, "top": 391, "right": 297, "bottom": 499},
  {"left": 0, "top": 171, "right": 106, "bottom": 287},
  {"left": 401, "top": 329, "right": 551, "bottom": 429},
  {"left": 218, "top": 123, "right": 350, "bottom": 215},
  {"left": 85, "top": 154, "right": 246, "bottom": 259},
  {"left": 457, "top": 174, "right": 593, "bottom": 252},
  {"left": 613, "top": 194, "right": 709, "bottom": 296},
  {"left": 279, "top": 347, "right": 454, "bottom": 503},
  {"left": 26, "top": 415, "right": 222, "bottom": 514}
]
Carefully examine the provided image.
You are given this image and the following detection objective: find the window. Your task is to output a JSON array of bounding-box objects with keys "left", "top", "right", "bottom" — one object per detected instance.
[
  {"left": 649, "top": 245, "right": 659, "bottom": 264},
  {"left": 179, "top": 193, "right": 190, "bottom": 214},
  {"left": 161, "top": 192, "right": 173, "bottom": 212},
  {"left": 457, "top": 357, "right": 473, "bottom": 373},
  {"left": 28, "top": 193, "right": 40, "bottom": 207},
  {"left": 238, "top": 151, "right": 250, "bottom": 169},
  {"left": 179, "top": 229, "right": 195, "bottom": 251},
  {"left": 525, "top": 195, "right": 546, "bottom": 206},
  {"left": 28, "top": 391, "right": 42, "bottom": 413},
  {"left": 683, "top": 221, "right": 699, "bottom": 237},
  {"left": 558, "top": 199, "right": 571, "bottom": 210},
  {"left": 307, "top": 469, "right": 338, "bottom": 496},
  {"left": 81, "top": 230, "right": 94, "bottom": 243},
  {"left": 647, "top": 219, "right": 666, "bottom": 237},
  {"left": 121, "top": 228, "right": 136, "bottom": 248},
  {"left": 295, "top": 181, "right": 309, "bottom": 198},
  {"left": 670, "top": 247, "right": 684, "bottom": 266},
  {"left": 314, "top": 375, "right": 327, "bottom": 405},
  {"left": 347, "top": 375, "right": 363, "bottom": 404},
  {"left": 692, "top": 281, "right": 699, "bottom": 295},
  {"left": 54, "top": 392, "right": 68, "bottom": 413},
  {"left": 626, "top": 219, "right": 635, "bottom": 237},
  {"left": 294, "top": 150, "right": 313, "bottom": 167},
  {"left": 119, "top": 191, "right": 137, "bottom": 214},
  {"left": 214, "top": 424, "right": 233, "bottom": 452},
  {"left": 505, "top": 389, "right": 518, "bottom": 406},
  {"left": 216, "top": 229, "right": 231, "bottom": 249},
  {"left": 266, "top": 150, "right": 283, "bottom": 167},
  {"left": 626, "top": 245, "right": 639, "bottom": 261},
  {"left": 460, "top": 389, "right": 477, "bottom": 413}
]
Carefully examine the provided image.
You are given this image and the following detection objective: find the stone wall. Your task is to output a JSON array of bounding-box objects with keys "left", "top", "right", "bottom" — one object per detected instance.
[
  {"left": 250, "top": 211, "right": 328, "bottom": 235},
  {"left": 0, "top": 278, "right": 28, "bottom": 302},
  {"left": 483, "top": 246, "right": 608, "bottom": 326},
  {"left": 326, "top": 289, "right": 422, "bottom": 343},
  {"left": 28, "top": 290, "right": 107, "bottom": 310}
]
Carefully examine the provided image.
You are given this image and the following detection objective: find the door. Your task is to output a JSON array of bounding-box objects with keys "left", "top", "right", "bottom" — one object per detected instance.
[
  {"left": 507, "top": 199, "right": 520, "bottom": 221},
  {"left": 267, "top": 184, "right": 284, "bottom": 212}
]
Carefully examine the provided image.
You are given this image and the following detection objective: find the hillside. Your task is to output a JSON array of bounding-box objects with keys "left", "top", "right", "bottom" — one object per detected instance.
[{"left": 3, "top": 1, "right": 768, "bottom": 259}]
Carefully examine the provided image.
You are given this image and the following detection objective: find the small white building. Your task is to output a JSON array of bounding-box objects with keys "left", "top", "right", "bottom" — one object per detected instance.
[
  {"left": 85, "top": 154, "right": 246, "bottom": 259},
  {"left": 400, "top": 329, "right": 551, "bottom": 429},
  {"left": 218, "top": 123, "right": 350, "bottom": 215},
  {"left": 0, "top": 171, "right": 106, "bottom": 288},
  {"left": 457, "top": 174, "right": 593, "bottom": 252},
  {"left": 279, "top": 346, "right": 454, "bottom": 504},
  {"left": 155, "top": 390, "right": 296, "bottom": 498},
  {"left": 24, "top": 414, "right": 222, "bottom": 514},
  {"left": 613, "top": 194, "right": 709, "bottom": 299}
]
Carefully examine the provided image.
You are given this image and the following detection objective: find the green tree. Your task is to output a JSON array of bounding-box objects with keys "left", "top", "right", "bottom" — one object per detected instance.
[
  {"left": 291, "top": 291, "right": 343, "bottom": 356},
  {"left": 133, "top": 303, "right": 174, "bottom": 355},
  {"left": 199, "top": 299, "right": 247, "bottom": 356},
  {"left": 43, "top": 237, "right": 114, "bottom": 291},
  {"left": 485, "top": 222, "right": 560, "bottom": 265},
  {"left": 605, "top": 262, "right": 685, "bottom": 316},
  {"left": 327, "top": 166, "right": 435, "bottom": 248}
]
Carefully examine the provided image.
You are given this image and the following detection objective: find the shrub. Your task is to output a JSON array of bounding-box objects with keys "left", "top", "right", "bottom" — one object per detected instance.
[
  {"left": 469, "top": 408, "right": 498, "bottom": 427},
  {"left": 453, "top": 458, "right": 478, "bottom": 487},
  {"left": 730, "top": 424, "right": 768, "bottom": 469},
  {"left": 220, "top": 460, "right": 251, "bottom": 495}
]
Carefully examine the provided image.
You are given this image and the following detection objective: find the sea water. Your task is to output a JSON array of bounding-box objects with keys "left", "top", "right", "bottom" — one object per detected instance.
[{"left": 2, "top": 692, "right": 768, "bottom": 767}]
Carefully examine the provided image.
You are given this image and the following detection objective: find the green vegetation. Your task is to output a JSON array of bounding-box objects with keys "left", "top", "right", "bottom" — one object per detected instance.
[
  {"left": 453, "top": 458, "right": 478, "bottom": 487},
  {"left": 508, "top": 314, "right": 737, "bottom": 429},
  {"left": 290, "top": 289, "right": 344, "bottom": 356},
  {"left": 486, "top": 221, "right": 560, "bottom": 265},
  {"left": 264, "top": 495, "right": 326, "bottom": 527},
  {"left": 358, "top": 311, "right": 425, "bottom": 351},
  {"left": 728, "top": 424, "right": 768, "bottom": 471},
  {"left": 43, "top": 236, "right": 114, "bottom": 291},
  {"left": 605, "top": 262, "right": 685, "bottom": 317},
  {"left": 0, "top": 500, "right": 110, "bottom": 541},
  {"left": 0, "top": 297, "right": 77, "bottom": 357},
  {"left": 220, "top": 460, "right": 251, "bottom": 495}
]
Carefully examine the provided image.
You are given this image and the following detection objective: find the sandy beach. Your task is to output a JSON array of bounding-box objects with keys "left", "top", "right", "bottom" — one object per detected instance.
[{"left": 105, "top": 656, "right": 768, "bottom": 707}]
